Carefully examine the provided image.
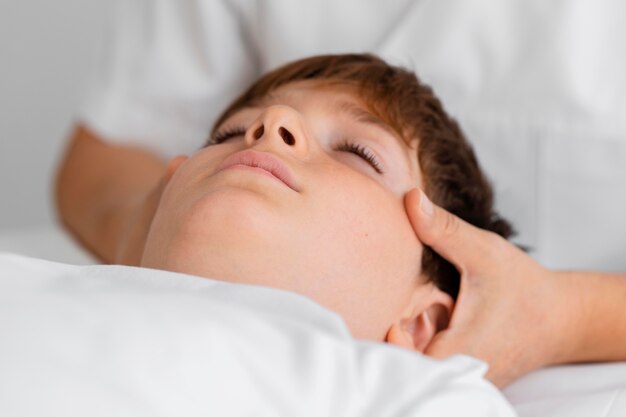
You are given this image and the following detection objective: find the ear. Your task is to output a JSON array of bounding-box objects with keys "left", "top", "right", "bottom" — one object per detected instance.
[{"left": 385, "top": 284, "right": 454, "bottom": 353}]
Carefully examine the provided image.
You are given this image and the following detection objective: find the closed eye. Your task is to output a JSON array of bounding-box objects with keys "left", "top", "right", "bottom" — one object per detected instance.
[
  {"left": 210, "top": 126, "right": 246, "bottom": 145},
  {"left": 335, "top": 141, "right": 384, "bottom": 174}
]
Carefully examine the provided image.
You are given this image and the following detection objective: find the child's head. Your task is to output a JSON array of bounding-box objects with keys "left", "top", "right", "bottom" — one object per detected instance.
[{"left": 141, "top": 54, "right": 512, "bottom": 349}]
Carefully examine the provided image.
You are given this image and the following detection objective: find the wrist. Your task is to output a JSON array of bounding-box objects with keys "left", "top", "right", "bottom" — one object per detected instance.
[{"left": 545, "top": 270, "right": 589, "bottom": 366}]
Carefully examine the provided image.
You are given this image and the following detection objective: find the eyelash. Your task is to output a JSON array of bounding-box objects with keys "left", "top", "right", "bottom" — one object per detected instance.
[
  {"left": 335, "top": 140, "right": 384, "bottom": 174},
  {"left": 211, "top": 126, "right": 384, "bottom": 174},
  {"left": 211, "top": 126, "right": 246, "bottom": 145}
]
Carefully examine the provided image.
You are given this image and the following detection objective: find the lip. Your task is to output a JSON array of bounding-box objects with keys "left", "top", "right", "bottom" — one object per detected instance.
[{"left": 216, "top": 149, "right": 299, "bottom": 192}]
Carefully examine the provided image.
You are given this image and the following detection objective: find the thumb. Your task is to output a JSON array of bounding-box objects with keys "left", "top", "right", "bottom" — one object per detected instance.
[
  {"left": 162, "top": 155, "right": 188, "bottom": 185},
  {"left": 404, "top": 188, "right": 492, "bottom": 271},
  {"left": 144, "top": 155, "right": 188, "bottom": 225},
  {"left": 150, "top": 155, "right": 189, "bottom": 199}
]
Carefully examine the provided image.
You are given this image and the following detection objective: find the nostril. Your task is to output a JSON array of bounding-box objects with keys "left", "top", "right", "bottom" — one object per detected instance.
[
  {"left": 253, "top": 125, "right": 264, "bottom": 140},
  {"left": 278, "top": 127, "right": 295, "bottom": 145}
]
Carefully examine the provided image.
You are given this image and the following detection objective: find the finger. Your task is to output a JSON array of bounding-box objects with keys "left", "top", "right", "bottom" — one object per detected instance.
[
  {"left": 164, "top": 155, "right": 189, "bottom": 183},
  {"left": 404, "top": 188, "right": 492, "bottom": 270},
  {"left": 153, "top": 155, "right": 189, "bottom": 197}
]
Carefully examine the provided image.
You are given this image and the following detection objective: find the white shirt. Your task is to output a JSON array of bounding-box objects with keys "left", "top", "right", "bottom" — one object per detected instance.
[
  {"left": 79, "top": 0, "right": 626, "bottom": 271},
  {"left": 0, "top": 253, "right": 516, "bottom": 417}
]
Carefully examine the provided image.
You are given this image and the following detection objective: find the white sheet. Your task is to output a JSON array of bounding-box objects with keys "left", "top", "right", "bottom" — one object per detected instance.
[
  {"left": 504, "top": 363, "right": 626, "bottom": 417},
  {"left": 0, "top": 253, "right": 515, "bottom": 417},
  {"left": 2, "top": 228, "right": 626, "bottom": 416}
]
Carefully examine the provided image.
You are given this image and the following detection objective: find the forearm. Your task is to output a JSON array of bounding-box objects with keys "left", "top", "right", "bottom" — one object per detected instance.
[
  {"left": 555, "top": 270, "right": 626, "bottom": 365},
  {"left": 55, "top": 125, "right": 166, "bottom": 263}
]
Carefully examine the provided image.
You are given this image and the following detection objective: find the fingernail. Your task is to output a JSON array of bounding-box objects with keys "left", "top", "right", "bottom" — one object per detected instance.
[{"left": 419, "top": 189, "right": 434, "bottom": 217}]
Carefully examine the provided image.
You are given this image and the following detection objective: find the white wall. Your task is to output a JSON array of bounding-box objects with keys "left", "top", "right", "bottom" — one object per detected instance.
[{"left": 0, "top": 0, "right": 110, "bottom": 231}]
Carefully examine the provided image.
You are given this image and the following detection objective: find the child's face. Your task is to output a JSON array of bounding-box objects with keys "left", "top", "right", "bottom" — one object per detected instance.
[{"left": 142, "top": 81, "right": 436, "bottom": 341}]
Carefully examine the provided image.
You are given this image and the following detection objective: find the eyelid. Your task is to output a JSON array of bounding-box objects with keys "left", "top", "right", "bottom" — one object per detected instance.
[
  {"left": 335, "top": 140, "right": 385, "bottom": 175},
  {"left": 211, "top": 125, "right": 246, "bottom": 145}
]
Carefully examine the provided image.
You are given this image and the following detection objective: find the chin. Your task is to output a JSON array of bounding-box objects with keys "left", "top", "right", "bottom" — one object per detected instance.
[
  {"left": 150, "top": 187, "right": 285, "bottom": 267},
  {"left": 189, "top": 185, "right": 281, "bottom": 233}
]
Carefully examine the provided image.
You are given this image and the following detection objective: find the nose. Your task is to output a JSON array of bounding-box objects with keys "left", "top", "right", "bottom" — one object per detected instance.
[{"left": 244, "top": 105, "right": 310, "bottom": 158}]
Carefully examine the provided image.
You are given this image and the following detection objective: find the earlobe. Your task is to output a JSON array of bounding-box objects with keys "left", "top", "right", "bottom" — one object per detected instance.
[{"left": 385, "top": 286, "right": 453, "bottom": 353}]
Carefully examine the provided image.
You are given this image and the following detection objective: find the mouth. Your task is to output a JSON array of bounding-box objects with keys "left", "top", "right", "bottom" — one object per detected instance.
[{"left": 216, "top": 150, "right": 300, "bottom": 192}]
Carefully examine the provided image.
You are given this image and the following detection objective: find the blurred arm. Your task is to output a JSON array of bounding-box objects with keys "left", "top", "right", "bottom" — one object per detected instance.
[
  {"left": 54, "top": 124, "right": 166, "bottom": 263},
  {"left": 563, "top": 271, "right": 626, "bottom": 364}
]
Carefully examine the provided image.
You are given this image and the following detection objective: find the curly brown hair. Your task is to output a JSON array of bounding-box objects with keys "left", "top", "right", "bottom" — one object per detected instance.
[{"left": 210, "top": 53, "right": 513, "bottom": 299}]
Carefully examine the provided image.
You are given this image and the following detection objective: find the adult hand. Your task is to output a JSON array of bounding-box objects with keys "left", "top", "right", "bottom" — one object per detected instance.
[
  {"left": 404, "top": 189, "right": 577, "bottom": 387},
  {"left": 113, "top": 156, "right": 187, "bottom": 265}
]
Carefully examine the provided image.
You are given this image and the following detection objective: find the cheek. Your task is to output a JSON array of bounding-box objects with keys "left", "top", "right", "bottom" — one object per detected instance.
[
  {"left": 311, "top": 171, "right": 422, "bottom": 265},
  {"left": 304, "top": 171, "right": 424, "bottom": 329}
]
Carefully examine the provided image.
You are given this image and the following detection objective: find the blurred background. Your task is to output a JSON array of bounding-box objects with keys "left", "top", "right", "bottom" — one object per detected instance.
[
  {"left": 0, "top": 0, "right": 109, "bottom": 231},
  {"left": 0, "top": 0, "right": 624, "bottom": 269}
]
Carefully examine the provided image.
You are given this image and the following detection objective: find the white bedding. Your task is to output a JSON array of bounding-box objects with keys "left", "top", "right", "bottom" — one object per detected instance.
[
  {"left": 504, "top": 363, "right": 626, "bottom": 417},
  {"left": 1, "top": 228, "right": 625, "bottom": 417},
  {"left": 0, "top": 253, "right": 515, "bottom": 417}
]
